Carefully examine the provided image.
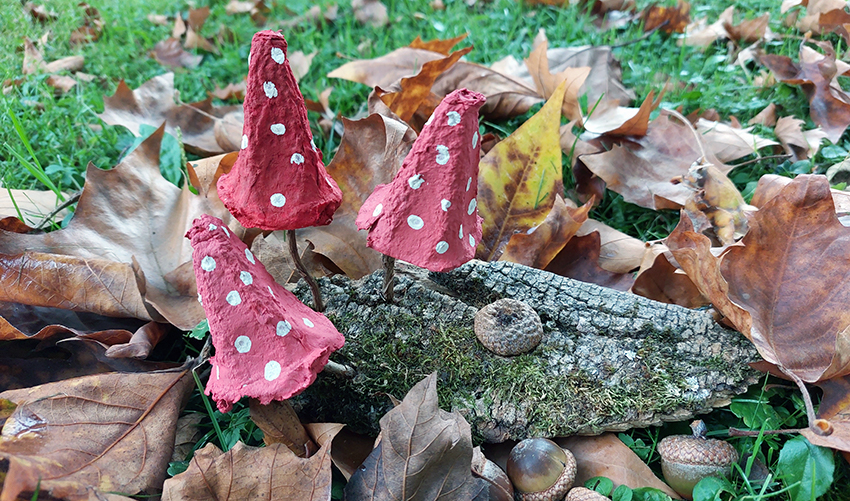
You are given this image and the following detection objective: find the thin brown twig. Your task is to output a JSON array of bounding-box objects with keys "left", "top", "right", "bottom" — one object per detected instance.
[
  {"left": 728, "top": 427, "right": 802, "bottom": 437},
  {"left": 286, "top": 229, "right": 324, "bottom": 312},
  {"left": 731, "top": 154, "right": 792, "bottom": 169},
  {"left": 382, "top": 254, "right": 395, "bottom": 302},
  {"left": 36, "top": 191, "right": 81, "bottom": 230}
]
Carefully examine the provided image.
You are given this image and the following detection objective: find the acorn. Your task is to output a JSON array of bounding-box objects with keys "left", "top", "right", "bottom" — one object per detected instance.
[
  {"left": 566, "top": 487, "right": 610, "bottom": 501},
  {"left": 506, "top": 438, "right": 576, "bottom": 501},
  {"left": 657, "top": 420, "right": 739, "bottom": 500},
  {"left": 474, "top": 298, "right": 543, "bottom": 356}
]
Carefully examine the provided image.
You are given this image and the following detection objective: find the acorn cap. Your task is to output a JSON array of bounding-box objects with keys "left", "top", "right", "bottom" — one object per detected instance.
[
  {"left": 474, "top": 298, "right": 543, "bottom": 356},
  {"left": 657, "top": 435, "right": 738, "bottom": 466},
  {"left": 567, "top": 487, "right": 611, "bottom": 501}
]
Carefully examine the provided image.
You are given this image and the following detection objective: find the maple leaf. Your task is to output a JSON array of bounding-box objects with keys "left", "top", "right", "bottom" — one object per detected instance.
[
  {"left": 632, "top": 243, "right": 708, "bottom": 308},
  {"left": 696, "top": 118, "right": 778, "bottom": 163},
  {"left": 524, "top": 38, "right": 590, "bottom": 121},
  {"left": 544, "top": 232, "right": 635, "bottom": 291}
]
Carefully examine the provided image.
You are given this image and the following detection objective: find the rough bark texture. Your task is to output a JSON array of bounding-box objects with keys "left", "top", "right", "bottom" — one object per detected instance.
[{"left": 293, "top": 260, "right": 760, "bottom": 443}]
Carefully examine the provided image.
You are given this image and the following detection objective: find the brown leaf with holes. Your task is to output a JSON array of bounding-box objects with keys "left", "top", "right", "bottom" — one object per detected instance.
[
  {"left": 557, "top": 434, "right": 681, "bottom": 498},
  {"left": 721, "top": 174, "right": 850, "bottom": 383},
  {"left": 580, "top": 110, "right": 729, "bottom": 210},
  {"left": 0, "top": 127, "right": 250, "bottom": 330},
  {"left": 344, "top": 373, "right": 488, "bottom": 500},
  {"left": 760, "top": 41, "right": 850, "bottom": 143},
  {"left": 545, "top": 232, "right": 634, "bottom": 290},
  {"left": 0, "top": 368, "right": 192, "bottom": 501},
  {"left": 642, "top": 0, "right": 690, "bottom": 33},
  {"left": 152, "top": 37, "right": 203, "bottom": 69},
  {"left": 500, "top": 195, "right": 591, "bottom": 269},
  {"left": 99, "top": 73, "right": 242, "bottom": 156},
  {"left": 162, "top": 430, "right": 337, "bottom": 501}
]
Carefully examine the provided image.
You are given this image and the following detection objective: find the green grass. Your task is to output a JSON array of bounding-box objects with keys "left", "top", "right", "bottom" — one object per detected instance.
[{"left": 3, "top": 0, "right": 849, "bottom": 498}]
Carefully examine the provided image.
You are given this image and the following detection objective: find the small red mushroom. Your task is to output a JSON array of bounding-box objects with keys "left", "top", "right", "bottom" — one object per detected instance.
[
  {"left": 356, "top": 88, "right": 486, "bottom": 297},
  {"left": 217, "top": 30, "right": 341, "bottom": 310},
  {"left": 187, "top": 214, "right": 345, "bottom": 412}
]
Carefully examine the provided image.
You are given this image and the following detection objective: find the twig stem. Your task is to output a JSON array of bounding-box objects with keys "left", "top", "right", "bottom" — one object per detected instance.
[
  {"left": 728, "top": 427, "right": 802, "bottom": 437},
  {"left": 286, "top": 229, "right": 324, "bottom": 312},
  {"left": 382, "top": 254, "right": 395, "bottom": 302}
]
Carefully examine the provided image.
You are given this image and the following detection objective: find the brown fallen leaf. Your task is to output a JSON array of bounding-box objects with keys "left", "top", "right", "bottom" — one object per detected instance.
[
  {"left": 524, "top": 39, "right": 590, "bottom": 121},
  {"left": 642, "top": 0, "right": 690, "bottom": 34},
  {"left": 409, "top": 33, "right": 468, "bottom": 55},
  {"left": 582, "top": 90, "right": 656, "bottom": 136},
  {"left": 249, "top": 398, "right": 318, "bottom": 456},
  {"left": 46, "top": 74, "right": 77, "bottom": 93},
  {"left": 557, "top": 434, "right": 681, "bottom": 498},
  {"left": 104, "top": 321, "right": 171, "bottom": 359},
  {"left": 0, "top": 368, "right": 193, "bottom": 501},
  {"left": 0, "top": 188, "right": 70, "bottom": 227},
  {"left": 722, "top": 175, "right": 850, "bottom": 383},
  {"left": 749, "top": 103, "right": 777, "bottom": 126},
  {"left": 696, "top": 118, "right": 778, "bottom": 163},
  {"left": 211, "top": 80, "right": 247, "bottom": 100},
  {"left": 773, "top": 115, "right": 827, "bottom": 161},
  {"left": 352, "top": 0, "right": 388, "bottom": 27},
  {"left": 163, "top": 435, "right": 337, "bottom": 500},
  {"left": 632, "top": 243, "right": 707, "bottom": 308},
  {"left": 153, "top": 37, "right": 203, "bottom": 69},
  {"left": 305, "top": 423, "right": 375, "bottom": 480},
  {"left": 172, "top": 413, "right": 204, "bottom": 462},
  {"left": 751, "top": 173, "right": 850, "bottom": 215},
  {"left": 544, "top": 232, "right": 634, "bottom": 291},
  {"left": 791, "top": 0, "right": 846, "bottom": 33},
  {"left": 673, "top": 163, "right": 751, "bottom": 245},
  {"left": 344, "top": 373, "right": 488, "bottom": 500},
  {"left": 682, "top": 7, "right": 733, "bottom": 47},
  {"left": 69, "top": 3, "right": 103, "bottom": 46},
  {"left": 724, "top": 12, "right": 769, "bottom": 45},
  {"left": 277, "top": 4, "right": 336, "bottom": 29},
  {"left": 22, "top": 38, "right": 85, "bottom": 75},
  {"left": 576, "top": 218, "right": 646, "bottom": 274},
  {"left": 24, "top": 2, "right": 58, "bottom": 22},
  {"left": 0, "top": 127, "right": 250, "bottom": 330},
  {"left": 289, "top": 50, "right": 316, "bottom": 83}
]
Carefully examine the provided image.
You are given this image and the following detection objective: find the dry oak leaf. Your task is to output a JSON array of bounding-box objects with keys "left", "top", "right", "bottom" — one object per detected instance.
[
  {"left": 0, "top": 368, "right": 193, "bottom": 501},
  {"left": 760, "top": 41, "right": 850, "bottom": 143},
  {"left": 0, "top": 127, "right": 249, "bottom": 330},
  {"left": 162, "top": 432, "right": 338, "bottom": 501},
  {"left": 580, "top": 110, "right": 730, "bottom": 210},
  {"left": 99, "top": 72, "right": 242, "bottom": 155},
  {"left": 557, "top": 434, "right": 681, "bottom": 499},
  {"left": 344, "top": 373, "right": 488, "bottom": 500},
  {"left": 477, "top": 80, "right": 566, "bottom": 262},
  {"left": 721, "top": 174, "right": 850, "bottom": 383}
]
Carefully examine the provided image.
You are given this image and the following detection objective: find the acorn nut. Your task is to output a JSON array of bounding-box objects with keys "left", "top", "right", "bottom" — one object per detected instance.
[
  {"left": 474, "top": 298, "right": 543, "bottom": 356},
  {"left": 566, "top": 487, "right": 610, "bottom": 501},
  {"left": 657, "top": 420, "right": 739, "bottom": 500},
  {"left": 506, "top": 438, "right": 576, "bottom": 501}
]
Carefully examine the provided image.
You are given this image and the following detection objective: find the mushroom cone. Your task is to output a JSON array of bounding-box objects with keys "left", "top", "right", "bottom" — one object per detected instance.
[
  {"left": 356, "top": 88, "right": 486, "bottom": 272},
  {"left": 218, "top": 30, "right": 341, "bottom": 231},
  {"left": 187, "top": 214, "right": 345, "bottom": 412}
]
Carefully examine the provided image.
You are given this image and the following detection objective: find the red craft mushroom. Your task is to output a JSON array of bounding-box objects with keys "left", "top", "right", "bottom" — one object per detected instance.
[
  {"left": 356, "top": 88, "right": 486, "bottom": 298},
  {"left": 217, "top": 30, "right": 341, "bottom": 310},
  {"left": 187, "top": 214, "right": 345, "bottom": 412}
]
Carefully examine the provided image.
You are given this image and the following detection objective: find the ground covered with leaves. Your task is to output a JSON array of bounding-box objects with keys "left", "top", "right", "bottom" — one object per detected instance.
[{"left": 4, "top": 0, "right": 850, "bottom": 499}]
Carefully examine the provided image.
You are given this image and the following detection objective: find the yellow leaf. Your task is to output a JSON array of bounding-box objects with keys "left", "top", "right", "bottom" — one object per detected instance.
[{"left": 477, "top": 80, "right": 566, "bottom": 261}]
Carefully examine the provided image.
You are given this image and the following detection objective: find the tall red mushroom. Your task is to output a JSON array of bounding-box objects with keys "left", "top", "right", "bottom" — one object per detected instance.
[
  {"left": 217, "top": 30, "right": 341, "bottom": 310},
  {"left": 187, "top": 214, "right": 344, "bottom": 412},
  {"left": 356, "top": 88, "right": 486, "bottom": 298}
]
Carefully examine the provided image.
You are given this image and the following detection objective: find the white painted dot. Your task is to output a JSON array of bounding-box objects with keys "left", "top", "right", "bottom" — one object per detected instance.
[
  {"left": 234, "top": 335, "right": 252, "bottom": 353},
  {"left": 226, "top": 290, "right": 241, "bottom": 305},
  {"left": 263, "top": 81, "right": 278, "bottom": 98},
  {"left": 245, "top": 249, "right": 255, "bottom": 264},
  {"left": 222, "top": 226, "right": 230, "bottom": 238},
  {"left": 240, "top": 271, "right": 252, "bottom": 285},
  {"left": 247, "top": 51, "right": 251, "bottom": 67},
  {"left": 268, "top": 285, "right": 275, "bottom": 296},
  {"left": 407, "top": 214, "right": 424, "bottom": 230},
  {"left": 459, "top": 224, "right": 463, "bottom": 239},
  {"left": 441, "top": 199, "right": 451, "bottom": 211},
  {"left": 311, "top": 138, "right": 317, "bottom": 151},
  {"left": 270, "top": 123, "right": 286, "bottom": 135},
  {"left": 466, "top": 177, "right": 472, "bottom": 191},
  {"left": 373, "top": 203, "right": 383, "bottom": 217},
  {"left": 291, "top": 153, "right": 304, "bottom": 164},
  {"left": 468, "top": 198, "right": 477, "bottom": 215},
  {"left": 201, "top": 256, "right": 216, "bottom": 272},
  {"left": 408, "top": 174, "right": 424, "bottom": 189},
  {"left": 303, "top": 318, "right": 314, "bottom": 328},
  {"left": 425, "top": 113, "right": 434, "bottom": 126},
  {"left": 469, "top": 235, "right": 475, "bottom": 247},
  {"left": 197, "top": 293, "right": 203, "bottom": 304},
  {"left": 241, "top": 134, "right": 248, "bottom": 149},
  {"left": 271, "top": 47, "right": 286, "bottom": 64},
  {"left": 436, "top": 145, "right": 450, "bottom": 165},
  {"left": 447, "top": 111, "right": 461, "bottom": 126},
  {"left": 473, "top": 131, "right": 479, "bottom": 148},
  {"left": 208, "top": 223, "right": 217, "bottom": 231},
  {"left": 270, "top": 193, "right": 286, "bottom": 207},
  {"left": 276, "top": 320, "right": 291, "bottom": 336},
  {"left": 436, "top": 241, "right": 449, "bottom": 254},
  {"left": 216, "top": 364, "right": 220, "bottom": 379},
  {"left": 264, "top": 360, "right": 282, "bottom": 381}
]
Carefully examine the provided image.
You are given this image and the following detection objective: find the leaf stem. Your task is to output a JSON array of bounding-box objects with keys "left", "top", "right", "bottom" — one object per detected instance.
[{"left": 286, "top": 229, "right": 324, "bottom": 311}]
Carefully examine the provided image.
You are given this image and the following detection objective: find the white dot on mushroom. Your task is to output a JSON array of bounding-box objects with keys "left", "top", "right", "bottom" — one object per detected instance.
[
  {"left": 241, "top": 135, "right": 248, "bottom": 149},
  {"left": 291, "top": 153, "right": 304, "bottom": 164},
  {"left": 436, "top": 145, "right": 450, "bottom": 165},
  {"left": 407, "top": 215, "right": 424, "bottom": 230},
  {"left": 311, "top": 138, "right": 318, "bottom": 151},
  {"left": 234, "top": 335, "right": 252, "bottom": 353},
  {"left": 466, "top": 177, "right": 472, "bottom": 191},
  {"left": 222, "top": 226, "right": 230, "bottom": 237},
  {"left": 373, "top": 203, "right": 383, "bottom": 217},
  {"left": 459, "top": 225, "right": 463, "bottom": 239},
  {"left": 271, "top": 47, "right": 286, "bottom": 64},
  {"left": 276, "top": 320, "right": 291, "bottom": 336},
  {"left": 408, "top": 174, "right": 424, "bottom": 189},
  {"left": 263, "top": 81, "right": 278, "bottom": 98},
  {"left": 245, "top": 249, "right": 255, "bottom": 264},
  {"left": 473, "top": 131, "right": 479, "bottom": 148},
  {"left": 264, "top": 360, "right": 282, "bottom": 381},
  {"left": 441, "top": 199, "right": 451, "bottom": 211},
  {"left": 208, "top": 223, "right": 217, "bottom": 231},
  {"left": 447, "top": 111, "right": 461, "bottom": 126},
  {"left": 240, "top": 271, "right": 252, "bottom": 285},
  {"left": 268, "top": 285, "right": 275, "bottom": 297},
  {"left": 270, "top": 193, "right": 286, "bottom": 207},
  {"left": 197, "top": 293, "right": 203, "bottom": 304},
  {"left": 201, "top": 256, "right": 216, "bottom": 272},
  {"left": 303, "top": 318, "right": 314, "bottom": 328},
  {"left": 469, "top": 235, "right": 475, "bottom": 247},
  {"left": 270, "top": 123, "right": 286, "bottom": 135},
  {"left": 226, "top": 290, "right": 241, "bottom": 306},
  {"left": 468, "top": 198, "right": 477, "bottom": 215},
  {"left": 436, "top": 241, "right": 449, "bottom": 254}
]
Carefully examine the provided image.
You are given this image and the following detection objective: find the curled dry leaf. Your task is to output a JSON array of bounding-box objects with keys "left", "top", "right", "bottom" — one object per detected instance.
[
  {"left": 696, "top": 119, "right": 778, "bottom": 163},
  {"left": 344, "top": 373, "right": 489, "bottom": 500},
  {"left": 576, "top": 218, "right": 646, "bottom": 274},
  {"left": 524, "top": 39, "right": 590, "bottom": 121},
  {"left": 305, "top": 423, "right": 374, "bottom": 480},
  {"left": 409, "top": 33, "right": 468, "bottom": 55},
  {"left": 632, "top": 243, "right": 707, "bottom": 308},
  {"left": 773, "top": 115, "right": 827, "bottom": 161},
  {"left": 104, "top": 321, "right": 171, "bottom": 359},
  {"left": 249, "top": 398, "right": 318, "bottom": 456},
  {"left": 544, "top": 232, "right": 634, "bottom": 291},
  {"left": 163, "top": 436, "right": 338, "bottom": 501},
  {"left": 582, "top": 90, "right": 656, "bottom": 136},
  {"left": 674, "top": 163, "right": 750, "bottom": 245},
  {"left": 477, "top": 80, "right": 565, "bottom": 261},
  {"left": 0, "top": 368, "right": 193, "bottom": 501},
  {"left": 721, "top": 175, "right": 850, "bottom": 383},
  {"left": 152, "top": 37, "right": 203, "bottom": 69}
]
